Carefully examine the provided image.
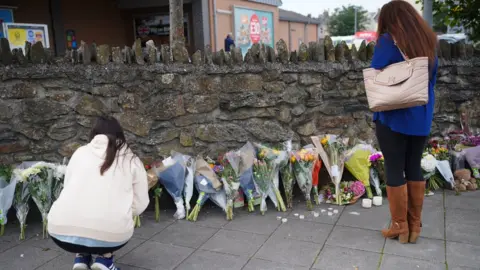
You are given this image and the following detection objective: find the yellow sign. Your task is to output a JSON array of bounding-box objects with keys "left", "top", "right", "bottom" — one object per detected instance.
[{"left": 7, "top": 28, "right": 26, "bottom": 47}]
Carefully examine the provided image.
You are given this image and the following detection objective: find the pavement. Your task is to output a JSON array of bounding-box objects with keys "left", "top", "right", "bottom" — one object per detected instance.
[{"left": 0, "top": 190, "right": 479, "bottom": 270}]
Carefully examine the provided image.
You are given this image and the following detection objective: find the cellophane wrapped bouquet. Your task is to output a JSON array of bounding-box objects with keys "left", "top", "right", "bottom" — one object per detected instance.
[
  {"left": 430, "top": 146, "right": 455, "bottom": 189},
  {"left": 421, "top": 153, "right": 441, "bottom": 192},
  {"left": 368, "top": 152, "right": 385, "bottom": 196},
  {"left": 344, "top": 144, "right": 376, "bottom": 198},
  {"left": 183, "top": 155, "right": 196, "bottom": 218},
  {"left": 312, "top": 135, "right": 349, "bottom": 205},
  {"left": 0, "top": 165, "right": 16, "bottom": 236},
  {"left": 255, "top": 143, "right": 287, "bottom": 212},
  {"left": 465, "top": 146, "right": 480, "bottom": 179},
  {"left": 291, "top": 148, "right": 316, "bottom": 210},
  {"left": 22, "top": 162, "right": 55, "bottom": 239},
  {"left": 154, "top": 152, "right": 187, "bottom": 220},
  {"left": 220, "top": 151, "right": 241, "bottom": 220},
  {"left": 52, "top": 158, "right": 67, "bottom": 201},
  {"left": 238, "top": 142, "right": 257, "bottom": 212},
  {"left": 325, "top": 181, "right": 365, "bottom": 204},
  {"left": 253, "top": 158, "right": 270, "bottom": 215},
  {"left": 188, "top": 157, "right": 226, "bottom": 221},
  {"left": 11, "top": 162, "right": 36, "bottom": 240},
  {"left": 279, "top": 141, "right": 296, "bottom": 209},
  {"left": 312, "top": 159, "right": 322, "bottom": 205}
]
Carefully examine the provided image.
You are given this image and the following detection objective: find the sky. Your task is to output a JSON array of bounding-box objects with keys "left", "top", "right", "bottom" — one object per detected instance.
[{"left": 280, "top": 0, "right": 391, "bottom": 17}]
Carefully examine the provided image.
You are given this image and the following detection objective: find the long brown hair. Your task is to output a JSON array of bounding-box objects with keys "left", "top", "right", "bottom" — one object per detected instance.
[
  {"left": 376, "top": 0, "right": 437, "bottom": 64},
  {"left": 89, "top": 116, "right": 127, "bottom": 175}
]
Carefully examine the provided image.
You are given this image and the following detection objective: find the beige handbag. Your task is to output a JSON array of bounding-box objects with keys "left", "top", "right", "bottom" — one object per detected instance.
[{"left": 363, "top": 45, "right": 429, "bottom": 112}]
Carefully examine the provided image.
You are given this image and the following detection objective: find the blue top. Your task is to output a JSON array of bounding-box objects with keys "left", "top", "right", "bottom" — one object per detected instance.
[
  {"left": 225, "top": 36, "right": 235, "bottom": 52},
  {"left": 371, "top": 34, "right": 438, "bottom": 136}
]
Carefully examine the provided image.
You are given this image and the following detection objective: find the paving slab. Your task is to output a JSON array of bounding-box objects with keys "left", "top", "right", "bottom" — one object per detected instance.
[
  {"left": 243, "top": 258, "right": 309, "bottom": 270},
  {"left": 288, "top": 203, "right": 344, "bottom": 225},
  {"left": 325, "top": 226, "right": 385, "bottom": 253},
  {"left": 379, "top": 254, "right": 446, "bottom": 270},
  {"left": 446, "top": 208, "right": 480, "bottom": 246},
  {"left": 421, "top": 206, "right": 446, "bottom": 240},
  {"left": 0, "top": 221, "right": 42, "bottom": 253},
  {"left": 223, "top": 211, "right": 285, "bottom": 235},
  {"left": 151, "top": 222, "right": 218, "bottom": 248},
  {"left": 270, "top": 219, "right": 333, "bottom": 244},
  {"left": 176, "top": 249, "right": 248, "bottom": 270},
  {"left": 446, "top": 241, "right": 480, "bottom": 269},
  {"left": 200, "top": 229, "right": 268, "bottom": 257},
  {"left": 384, "top": 237, "right": 445, "bottom": 263},
  {"left": 313, "top": 245, "right": 381, "bottom": 270},
  {"left": 0, "top": 244, "right": 61, "bottom": 270},
  {"left": 445, "top": 195, "right": 480, "bottom": 211},
  {"left": 118, "top": 240, "right": 194, "bottom": 270},
  {"left": 181, "top": 207, "right": 230, "bottom": 228},
  {"left": 254, "top": 236, "right": 322, "bottom": 267},
  {"left": 337, "top": 202, "right": 390, "bottom": 231},
  {"left": 131, "top": 215, "right": 175, "bottom": 240}
]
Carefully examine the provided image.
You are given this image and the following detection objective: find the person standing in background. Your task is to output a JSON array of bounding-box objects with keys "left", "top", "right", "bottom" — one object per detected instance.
[{"left": 225, "top": 33, "right": 235, "bottom": 52}]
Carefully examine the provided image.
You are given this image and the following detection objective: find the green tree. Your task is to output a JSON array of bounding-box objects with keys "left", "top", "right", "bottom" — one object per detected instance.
[
  {"left": 327, "top": 5, "right": 369, "bottom": 36},
  {"left": 417, "top": 0, "right": 480, "bottom": 41}
]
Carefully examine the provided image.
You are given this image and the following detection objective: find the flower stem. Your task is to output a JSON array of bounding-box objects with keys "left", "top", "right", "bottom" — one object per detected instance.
[
  {"left": 274, "top": 189, "right": 286, "bottom": 212},
  {"left": 155, "top": 195, "right": 160, "bottom": 222},
  {"left": 366, "top": 186, "right": 373, "bottom": 199},
  {"left": 313, "top": 187, "right": 320, "bottom": 205},
  {"left": 0, "top": 224, "right": 4, "bottom": 236},
  {"left": 247, "top": 199, "right": 255, "bottom": 212},
  {"left": 42, "top": 220, "right": 48, "bottom": 239},
  {"left": 306, "top": 199, "right": 313, "bottom": 211},
  {"left": 187, "top": 204, "right": 201, "bottom": 222},
  {"left": 19, "top": 224, "right": 25, "bottom": 240}
]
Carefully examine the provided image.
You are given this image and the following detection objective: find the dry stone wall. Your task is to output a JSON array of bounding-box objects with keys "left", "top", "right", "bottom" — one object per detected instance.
[{"left": 0, "top": 37, "right": 479, "bottom": 164}]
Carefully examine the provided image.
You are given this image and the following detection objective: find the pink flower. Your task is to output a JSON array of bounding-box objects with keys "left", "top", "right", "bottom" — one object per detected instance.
[{"left": 351, "top": 181, "right": 366, "bottom": 197}]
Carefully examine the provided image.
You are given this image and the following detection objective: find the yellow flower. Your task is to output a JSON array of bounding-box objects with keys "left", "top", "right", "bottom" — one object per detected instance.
[{"left": 290, "top": 156, "right": 296, "bottom": 163}]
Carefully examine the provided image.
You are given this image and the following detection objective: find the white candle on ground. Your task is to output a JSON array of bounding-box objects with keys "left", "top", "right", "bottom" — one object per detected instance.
[
  {"left": 362, "top": 199, "right": 372, "bottom": 208},
  {"left": 373, "top": 196, "right": 383, "bottom": 206}
]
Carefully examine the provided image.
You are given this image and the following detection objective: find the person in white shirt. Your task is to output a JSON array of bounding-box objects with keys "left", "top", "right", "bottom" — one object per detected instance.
[{"left": 48, "top": 116, "right": 150, "bottom": 270}]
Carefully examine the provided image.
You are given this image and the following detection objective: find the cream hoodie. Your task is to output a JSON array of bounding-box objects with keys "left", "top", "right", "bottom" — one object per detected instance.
[{"left": 48, "top": 135, "right": 150, "bottom": 243}]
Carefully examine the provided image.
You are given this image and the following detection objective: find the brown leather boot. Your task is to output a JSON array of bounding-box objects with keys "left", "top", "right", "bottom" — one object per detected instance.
[
  {"left": 407, "top": 181, "right": 426, "bottom": 243},
  {"left": 382, "top": 185, "right": 409, "bottom": 243}
]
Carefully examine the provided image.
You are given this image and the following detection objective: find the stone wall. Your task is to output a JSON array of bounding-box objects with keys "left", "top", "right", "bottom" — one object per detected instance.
[{"left": 0, "top": 37, "right": 479, "bottom": 164}]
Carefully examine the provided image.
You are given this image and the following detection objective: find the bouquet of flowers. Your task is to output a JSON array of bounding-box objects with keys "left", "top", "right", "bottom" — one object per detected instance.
[
  {"left": 279, "top": 141, "right": 295, "bottom": 209},
  {"left": 52, "top": 161, "right": 67, "bottom": 201},
  {"left": 145, "top": 162, "right": 163, "bottom": 223},
  {"left": 183, "top": 155, "right": 196, "bottom": 218},
  {"left": 220, "top": 151, "right": 241, "bottom": 220},
  {"left": 0, "top": 165, "right": 16, "bottom": 236},
  {"left": 344, "top": 144, "right": 377, "bottom": 198},
  {"left": 312, "top": 135, "right": 349, "bottom": 205},
  {"left": 421, "top": 153, "right": 441, "bottom": 192},
  {"left": 431, "top": 146, "right": 455, "bottom": 189},
  {"left": 255, "top": 143, "right": 287, "bottom": 212},
  {"left": 11, "top": 162, "right": 37, "bottom": 240},
  {"left": 291, "top": 148, "right": 316, "bottom": 210},
  {"left": 325, "top": 181, "right": 365, "bottom": 204},
  {"left": 312, "top": 159, "right": 322, "bottom": 205},
  {"left": 238, "top": 142, "right": 257, "bottom": 212},
  {"left": 24, "top": 162, "right": 55, "bottom": 239},
  {"left": 368, "top": 152, "right": 385, "bottom": 196},
  {"left": 464, "top": 146, "right": 480, "bottom": 179},
  {"left": 253, "top": 158, "right": 270, "bottom": 215},
  {"left": 188, "top": 157, "right": 226, "bottom": 221}
]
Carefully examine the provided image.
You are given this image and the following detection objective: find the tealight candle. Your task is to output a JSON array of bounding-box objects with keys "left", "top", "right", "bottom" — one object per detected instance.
[
  {"left": 362, "top": 199, "right": 372, "bottom": 209},
  {"left": 373, "top": 196, "right": 383, "bottom": 206}
]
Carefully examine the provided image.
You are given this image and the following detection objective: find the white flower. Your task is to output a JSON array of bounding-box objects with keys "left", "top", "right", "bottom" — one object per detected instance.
[
  {"left": 421, "top": 154, "right": 437, "bottom": 173},
  {"left": 53, "top": 165, "right": 67, "bottom": 179}
]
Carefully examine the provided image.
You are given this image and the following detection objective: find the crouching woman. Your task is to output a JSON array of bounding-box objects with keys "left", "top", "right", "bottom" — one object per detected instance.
[{"left": 48, "top": 116, "right": 150, "bottom": 270}]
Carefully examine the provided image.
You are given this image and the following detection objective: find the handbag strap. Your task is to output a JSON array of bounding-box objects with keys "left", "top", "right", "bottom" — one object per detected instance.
[{"left": 393, "top": 39, "right": 409, "bottom": 62}]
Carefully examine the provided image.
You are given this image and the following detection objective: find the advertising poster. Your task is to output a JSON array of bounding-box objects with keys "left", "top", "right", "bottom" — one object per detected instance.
[
  {"left": 0, "top": 9, "right": 14, "bottom": 38},
  {"left": 233, "top": 6, "right": 274, "bottom": 56},
  {"left": 2, "top": 23, "right": 50, "bottom": 50}
]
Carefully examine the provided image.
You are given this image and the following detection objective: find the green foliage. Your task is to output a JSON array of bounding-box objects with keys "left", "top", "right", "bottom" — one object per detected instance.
[
  {"left": 328, "top": 5, "right": 369, "bottom": 36},
  {"left": 0, "top": 165, "right": 13, "bottom": 182},
  {"left": 417, "top": 0, "right": 480, "bottom": 41}
]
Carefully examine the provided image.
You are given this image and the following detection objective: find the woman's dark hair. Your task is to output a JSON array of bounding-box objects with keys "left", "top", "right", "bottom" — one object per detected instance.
[
  {"left": 89, "top": 116, "right": 127, "bottom": 175},
  {"left": 377, "top": 0, "right": 437, "bottom": 65}
]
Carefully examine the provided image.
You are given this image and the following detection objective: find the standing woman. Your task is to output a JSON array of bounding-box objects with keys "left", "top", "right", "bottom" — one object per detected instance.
[
  {"left": 48, "top": 116, "right": 150, "bottom": 270},
  {"left": 371, "top": 0, "right": 438, "bottom": 244}
]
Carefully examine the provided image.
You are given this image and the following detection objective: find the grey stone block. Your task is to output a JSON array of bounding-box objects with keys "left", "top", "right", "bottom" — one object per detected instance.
[
  {"left": 446, "top": 222, "right": 480, "bottom": 246},
  {"left": 445, "top": 195, "right": 480, "bottom": 211},
  {"left": 337, "top": 202, "right": 390, "bottom": 231},
  {"left": 118, "top": 240, "right": 194, "bottom": 270},
  {"left": 421, "top": 207, "right": 446, "bottom": 240},
  {"left": 176, "top": 249, "right": 248, "bottom": 270},
  {"left": 380, "top": 254, "right": 445, "bottom": 270},
  {"left": 244, "top": 258, "right": 309, "bottom": 270},
  {"left": 255, "top": 237, "right": 322, "bottom": 267},
  {"left": 384, "top": 237, "right": 445, "bottom": 262},
  {"left": 0, "top": 244, "right": 61, "bottom": 270},
  {"left": 200, "top": 229, "right": 268, "bottom": 257},
  {"left": 446, "top": 241, "right": 480, "bottom": 269},
  {"left": 313, "top": 245, "right": 381, "bottom": 270},
  {"left": 326, "top": 226, "right": 384, "bottom": 253},
  {"left": 182, "top": 208, "right": 230, "bottom": 228},
  {"left": 288, "top": 203, "right": 344, "bottom": 225},
  {"left": 223, "top": 211, "right": 284, "bottom": 235},
  {"left": 271, "top": 219, "right": 332, "bottom": 244},
  {"left": 152, "top": 222, "right": 218, "bottom": 248},
  {"left": 0, "top": 221, "right": 42, "bottom": 253},
  {"left": 132, "top": 215, "right": 175, "bottom": 239}
]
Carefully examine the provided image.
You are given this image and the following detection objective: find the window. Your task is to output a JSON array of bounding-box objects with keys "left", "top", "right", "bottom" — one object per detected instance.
[{"left": 133, "top": 13, "right": 190, "bottom": 46}]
